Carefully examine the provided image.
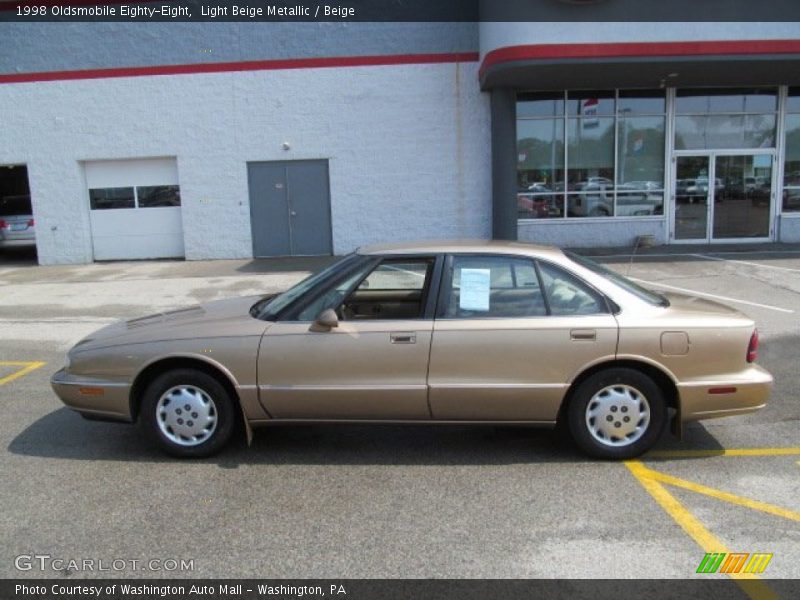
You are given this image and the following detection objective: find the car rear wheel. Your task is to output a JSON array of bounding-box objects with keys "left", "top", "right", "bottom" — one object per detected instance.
[
  {"left": 567, "top": 368, "right": 667, "bottom": 459},
  {"left": 141, "top": 369, "right": 235, "bottom": 458}
]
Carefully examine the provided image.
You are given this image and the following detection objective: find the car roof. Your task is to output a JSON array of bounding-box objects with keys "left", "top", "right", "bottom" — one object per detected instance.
[{"left": 357, "top": 239, "right": 565, "bottom": 258}]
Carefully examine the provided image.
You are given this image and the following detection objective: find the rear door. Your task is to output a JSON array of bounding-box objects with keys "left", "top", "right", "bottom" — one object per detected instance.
[{"left": 428, "top": 254, "right": 618, "bottom": 421}]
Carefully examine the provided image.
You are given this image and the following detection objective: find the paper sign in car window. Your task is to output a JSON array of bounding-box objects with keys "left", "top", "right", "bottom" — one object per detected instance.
[{"left": 459, "top": 268, "right": 491, "bottom": 311}]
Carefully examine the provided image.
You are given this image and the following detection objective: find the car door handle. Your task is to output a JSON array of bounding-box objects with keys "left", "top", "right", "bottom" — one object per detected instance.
[
  {"left": 570, "top": 329, "right": 596, "bottom": 341},
  {"left": 390, "top": 332, "right": 416, "bottom": 344}
]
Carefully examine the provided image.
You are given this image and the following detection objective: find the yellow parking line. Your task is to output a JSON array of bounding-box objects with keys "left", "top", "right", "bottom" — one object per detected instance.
[
  {"left": 640, "top": 464, "right": 800, "bottom": 522},
  {"left": 648, "top": 448, "right": 800, "bottom": 458},
  {"left": 625, "top": 460, "right": 778, "bottom": 600},
  {"left": 0, "top": 361, "right": 46, "bottom": 386}
]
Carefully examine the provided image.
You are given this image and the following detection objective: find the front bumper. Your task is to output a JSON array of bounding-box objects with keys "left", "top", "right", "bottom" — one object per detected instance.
[
  {"left": 50, "top": 368, "right": 132, "bottom": 422},
  {"left": 678, "top": 364, "right": 773, "bottom": 421}
]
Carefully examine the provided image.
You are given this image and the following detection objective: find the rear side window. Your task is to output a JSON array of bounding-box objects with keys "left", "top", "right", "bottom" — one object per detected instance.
[
  {"left": 444, "top": 256, "right": 547, "bottom": 318},
  {"left": 537, "top": 261, "right": 608, "bottom": 315}
]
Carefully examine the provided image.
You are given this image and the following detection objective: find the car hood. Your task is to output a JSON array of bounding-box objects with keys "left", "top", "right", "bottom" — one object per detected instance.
[{"left": 71, "top": 295, "right": 273, "bottom": 352}]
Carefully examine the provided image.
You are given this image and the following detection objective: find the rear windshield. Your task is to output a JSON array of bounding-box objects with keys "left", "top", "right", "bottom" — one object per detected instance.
[
  {"left": 0, "top": 196, "right": 32, "bottom": 216},
  {"left": 565, "top": 251, "right": 669, "bottom": 307}
]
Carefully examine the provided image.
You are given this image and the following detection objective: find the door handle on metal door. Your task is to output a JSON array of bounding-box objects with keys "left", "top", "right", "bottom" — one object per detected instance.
[
  {"left": 570, "top": 329, "right": 596, "bottom": 341},
  {"left": 290, "top": 210, "right": 297, "bottom": 216},
  {"left": 390, "top": 332, "right": 416, "bottom": 344}
]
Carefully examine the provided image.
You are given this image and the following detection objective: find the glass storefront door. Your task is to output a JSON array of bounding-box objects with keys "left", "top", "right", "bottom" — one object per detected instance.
[
  {"left": 674, "top": 156, "right": 710, "bottom": 240},
  {"left": 672, "top": 153, "right": 773, "bottom": 241}
]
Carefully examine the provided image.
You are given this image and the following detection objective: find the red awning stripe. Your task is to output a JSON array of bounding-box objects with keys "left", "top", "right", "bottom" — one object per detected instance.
[
  {"left": 0, "top": 52, "right": 480, "bottom": 85},
  {"left": 479, "top": 39, "right": 800, "bottom": 80}
]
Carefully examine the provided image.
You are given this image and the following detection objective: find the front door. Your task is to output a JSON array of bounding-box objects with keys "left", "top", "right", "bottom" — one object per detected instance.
[
  {"left": 257, "top": 257, "right": 438, "bottom": 419},
  {"left": 672, "top": 153, "right": 774, "bottom": 242},
  {"left": 247, "top": 160, "right": 333, "bottom": 256}
]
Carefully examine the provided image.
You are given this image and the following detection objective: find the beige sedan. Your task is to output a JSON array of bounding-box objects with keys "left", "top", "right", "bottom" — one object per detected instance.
[{"left": 51, "top": 241, "right": 772, "bottom": 459}]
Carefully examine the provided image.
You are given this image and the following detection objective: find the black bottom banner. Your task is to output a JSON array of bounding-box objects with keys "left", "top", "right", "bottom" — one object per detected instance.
[{"left": 3, "top": 579, "right": 800, "bottom": 600}]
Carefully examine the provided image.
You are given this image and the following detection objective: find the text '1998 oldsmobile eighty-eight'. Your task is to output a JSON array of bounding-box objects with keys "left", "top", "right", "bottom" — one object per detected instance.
[{"left": 52, "top": 241, "right": 772, "bottom": 459}]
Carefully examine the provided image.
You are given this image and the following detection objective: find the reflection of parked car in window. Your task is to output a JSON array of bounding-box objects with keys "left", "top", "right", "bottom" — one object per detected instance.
[
  {"left": 0, "top": 195, "right": 36, "bottom": 250},
  {"left": 616, "top": 181, "right": 664, "bottom": 216},
  {"left": 782, "top": 188, "right": 800, "bottom": 210},
  {"left": 676, "top": 178, "right": 708, "bottom": 202},
  {"left": 517, "top": 183, "right": 561, "bottom": 218},
  {"left": 585, "top": 177, "right": 614, "bottom": 187},
  {"left": 694, "top": 176, "right": 724, "bottom": 201},
  {"left": 568, "top": 180, "right": 612, "bottom": 217}
]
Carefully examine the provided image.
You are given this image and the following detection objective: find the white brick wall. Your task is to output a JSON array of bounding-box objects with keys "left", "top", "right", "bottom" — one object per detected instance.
[
  {"left": 518, "top": 218, "right": 666, "bottom": 248},
  {"left": 0, "top": 61, "right": 491, "bottom": 264}
]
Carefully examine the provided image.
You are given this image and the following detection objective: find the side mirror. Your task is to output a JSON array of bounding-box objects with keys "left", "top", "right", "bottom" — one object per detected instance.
[{"left": 309, "top": 308, "right": 339, "bottom": 332}]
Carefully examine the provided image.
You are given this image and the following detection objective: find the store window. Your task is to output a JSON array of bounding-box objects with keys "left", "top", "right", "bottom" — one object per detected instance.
[
  {"left": 783, "top": 88, "right": 800, "bottom": 213},
  {"left": 517, "top": 90, "right": 666, "bottom": 220},
  {"left": 674, "top": 88, "right": 777, "bottom": 151}
]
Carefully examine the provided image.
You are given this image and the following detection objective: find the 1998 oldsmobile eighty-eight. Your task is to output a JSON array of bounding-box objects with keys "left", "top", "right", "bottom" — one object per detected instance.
[{"left": 51, "top": 241, "right": 772, "bottom": 459}]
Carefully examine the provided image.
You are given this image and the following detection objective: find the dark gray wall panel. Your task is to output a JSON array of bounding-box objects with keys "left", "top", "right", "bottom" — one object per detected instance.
[{"left": 490, "top": 88, "right": 518, "bottom": 241}]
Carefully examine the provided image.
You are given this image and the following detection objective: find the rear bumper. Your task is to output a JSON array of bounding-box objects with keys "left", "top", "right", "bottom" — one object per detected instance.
[
  {"left": 0, "top": 237, "right": 35, "bottom": 248},
  {"left": 50, "top": 368, "right": 132, "bottom": 422},
  {"left": 678, "top": 364, "right": 773, "bottom": 421}
]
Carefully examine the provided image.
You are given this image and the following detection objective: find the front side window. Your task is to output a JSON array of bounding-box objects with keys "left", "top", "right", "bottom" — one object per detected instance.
[
  {"left": 339, "top": 259, "right": 433, "bottom": 321},
  {"left": 443, "top": 256, "right": 547, "bottom": 318},
  {"left": 293, "top": 258, "right": 434, "bottom": 322}
]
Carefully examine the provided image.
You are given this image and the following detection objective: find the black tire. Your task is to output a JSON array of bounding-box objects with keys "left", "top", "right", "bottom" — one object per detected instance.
[
  {"left": 141, "top": 368, "right": 236, "bottom": 458},
  {"left": 567, "top": 368, "right": 667, "bottom": 460}
]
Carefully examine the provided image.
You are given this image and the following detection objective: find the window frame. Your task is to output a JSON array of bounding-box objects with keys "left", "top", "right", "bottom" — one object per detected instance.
[
  {"left": 782, "top": 88, "right": 800, "bottom": 213},
  {"left": 516, "top": 89, "right": 668, "bottom": 222},
  {"left": 88, "top": 184, "right": 182, "bottom": 211},
  {"left": 435, "top": 253, "right": 614, "bottom": 320},
  {"left": 280, "top": 254, "right": 444, "bottom": 323}
]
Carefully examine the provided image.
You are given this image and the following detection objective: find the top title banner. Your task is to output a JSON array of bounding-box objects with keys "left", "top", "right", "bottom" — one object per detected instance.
[
  {"left": 4, "top": 0, "right": 478, "bottom": 21},
  {"left": 2, "top": 0, "right": 800, "bottom": 22}
]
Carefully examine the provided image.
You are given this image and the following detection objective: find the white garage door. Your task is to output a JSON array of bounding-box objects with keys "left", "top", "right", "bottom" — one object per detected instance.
[{"left": 85, "top": 158, "right": 184, "bottom": 260}]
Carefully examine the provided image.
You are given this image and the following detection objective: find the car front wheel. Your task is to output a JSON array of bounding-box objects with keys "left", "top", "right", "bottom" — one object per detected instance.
[
  {"left": 141, "top": 369, "right": 235, "bottom": 458},
  {"left": 567, "top": 368, "right": 667, "bottom": 459}
]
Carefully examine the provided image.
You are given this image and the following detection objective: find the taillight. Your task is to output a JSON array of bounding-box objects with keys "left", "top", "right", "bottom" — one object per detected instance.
[
  {"left": 28, "top": 218, "right": 34, "bottom": 227},
  {"left": 0, "top": 220, "right": 7, "bottom": 229},
  {"left": 747, "top": 329, "right": 759, "bottom": 363}
]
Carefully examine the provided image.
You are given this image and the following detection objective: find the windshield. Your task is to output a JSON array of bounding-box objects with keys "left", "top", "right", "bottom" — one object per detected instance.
[
  {"left": 250, "top": 254, "right": 362, "bottom": 320},
  {"left": 564, "top": 251, "right": 669, "bottom": 307}
]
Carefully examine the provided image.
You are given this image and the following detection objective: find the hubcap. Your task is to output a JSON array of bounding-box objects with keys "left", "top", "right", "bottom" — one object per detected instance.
[
  {"left": 585, "top": 384, "right": 650, "bottom": 447},
  {"left": 156, "top": 385, "right": 217, "bottom": 447}
]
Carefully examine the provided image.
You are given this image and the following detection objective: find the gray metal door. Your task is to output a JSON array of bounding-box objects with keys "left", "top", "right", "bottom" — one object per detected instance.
[{"left": 247, "top": 160, "right": 332, "bottom": 256}]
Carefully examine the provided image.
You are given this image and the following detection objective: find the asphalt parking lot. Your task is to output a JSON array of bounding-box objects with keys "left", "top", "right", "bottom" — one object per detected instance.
[{"left": 0, "top": 245, "right": 797, "bottom": 586}]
